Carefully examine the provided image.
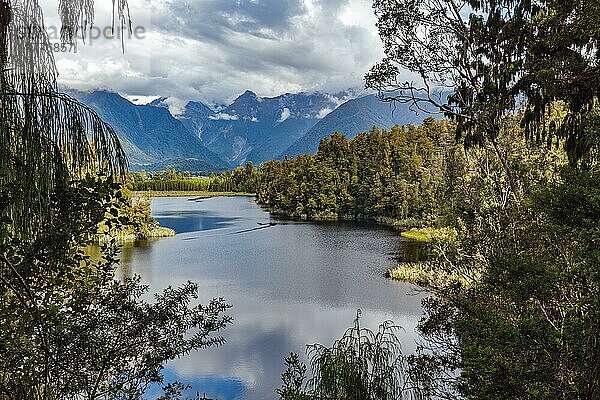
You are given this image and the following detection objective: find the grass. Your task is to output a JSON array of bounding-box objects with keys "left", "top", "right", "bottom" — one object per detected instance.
[
  {"left": 146, "top": 226, "right": 176, "bottom": 238},
  {"left": 400, "top": 227, "right": 458, "bottom": 243},
  {"left": 132, "top": 190, "right": 254, "bottom": 198},
  {"left": 400, "top": 230, "right": 431, "bottom": 242},
  {"left": 386, "top": 261, "right": 472, "bottom": 290},
  {"left": 97, "top": 225, "right": 175, "bottom": 243},
  {"left": 390, "top": 227, "right": 471, "bottom": 289}
]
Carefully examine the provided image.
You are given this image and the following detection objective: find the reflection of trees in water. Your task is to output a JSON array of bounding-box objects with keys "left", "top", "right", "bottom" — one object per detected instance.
[
  {"left": 118, "top": 257, "right": 133, "bottom": 282},
  {"left": 87, "top": 244, "right": 134, "bottom": 281},
  {"left": 400, "top": 241, "right": 425, "bottom": 263},
  {"left": 119, "top": 241, "right": 136, "bottom": 270},
  {"left": 117, "top": 239, "right": 160, "bottom": 282}
]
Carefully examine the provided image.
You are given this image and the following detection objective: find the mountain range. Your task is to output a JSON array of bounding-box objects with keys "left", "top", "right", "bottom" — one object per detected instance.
[
  {"left": 69, "top": 90, "right": 228, "bottom": 173},
  {"left": 71, "top": 88, "right": 428, "bottom": 172}
]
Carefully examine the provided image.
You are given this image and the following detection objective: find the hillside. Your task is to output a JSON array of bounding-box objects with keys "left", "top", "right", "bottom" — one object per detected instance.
[
  {"left": 71, "top": 90, "right": 228, "bottom": 172},
  {"left": 282, "top": 94, "right": 426, "bottom": 157}
]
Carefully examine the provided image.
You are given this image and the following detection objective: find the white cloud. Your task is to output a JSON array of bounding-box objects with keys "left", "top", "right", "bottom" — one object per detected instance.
[
  {"left": 251, "top": 116, "right": 259, "bottom": 122},
  {"left": 126, "top": 95, "right": 161, "bottom": 105},
  {"left": 163, "top": 98, "right": 189, "bottom": 116},
  {"left": 277, "top": 107, "right": 291, "bottom": 123},
  {"left": 39, "top": 0, "right": 404, "bottom": 104},
  {"left": 209, "top": 112, "right": 240, "bottom": 121},
  {"left": 316, "top": 107, "right": 333, "bottom": 119}
]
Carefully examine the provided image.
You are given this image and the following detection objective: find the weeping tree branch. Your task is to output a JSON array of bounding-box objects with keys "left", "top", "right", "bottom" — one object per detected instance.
[{"left": 0, "top": 0, "right": 129, "bottom": 237}]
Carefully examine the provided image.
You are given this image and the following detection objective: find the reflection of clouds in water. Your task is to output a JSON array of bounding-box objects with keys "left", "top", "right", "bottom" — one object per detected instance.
[
  {"left": 148, "top": 373, "right": 246, "bottom": 400},
  {"left": 119, "top": 196, "right": 427, "bottom": 400},
  {"left": 169, "top": 299, "right": 424, "bottom": 400}
]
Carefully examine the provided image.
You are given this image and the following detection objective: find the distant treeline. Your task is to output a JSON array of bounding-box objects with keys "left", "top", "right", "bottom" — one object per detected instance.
[{"left": 130, "top": 165, "right": 256, "bottom": 193}]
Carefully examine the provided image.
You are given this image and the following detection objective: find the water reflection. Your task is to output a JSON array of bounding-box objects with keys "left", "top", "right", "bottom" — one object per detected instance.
[{"left": 119, "top": 196, "right": 425, "bottom": 400}]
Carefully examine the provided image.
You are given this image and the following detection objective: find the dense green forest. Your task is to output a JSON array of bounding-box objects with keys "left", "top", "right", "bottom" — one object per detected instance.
[{"left": 253, "top": 116, "right": 564, "bottom": 223}]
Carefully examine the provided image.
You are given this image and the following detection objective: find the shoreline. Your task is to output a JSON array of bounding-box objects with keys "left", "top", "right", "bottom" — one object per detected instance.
[
  {"left": 97, "top": 226, "right": 176, "bottom": 244},
  {"left": 133, "top": 193, "right": 447, "bottom": 289},
  {"left": 263, "top": 207, "right": 427, "bottom": 231},
  {"left": 132, "top": 190, "right": 255, "bottom": 198}
]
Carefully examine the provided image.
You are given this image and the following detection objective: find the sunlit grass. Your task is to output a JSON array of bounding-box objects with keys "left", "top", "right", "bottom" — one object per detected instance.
[{"left": 386, "top": 261, "right": 472, "bottom": 289}]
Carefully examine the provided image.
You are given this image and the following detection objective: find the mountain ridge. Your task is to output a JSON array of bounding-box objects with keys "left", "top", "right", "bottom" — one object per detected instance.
[
  {"left": 282, "top": 94, "right": 427, "bottom": 157},
  {"left": 67, "top": 90, "right": 228, "bottom": 173},
  {"left": 69, "top": 88, "right": 429, "bottom": 172}
]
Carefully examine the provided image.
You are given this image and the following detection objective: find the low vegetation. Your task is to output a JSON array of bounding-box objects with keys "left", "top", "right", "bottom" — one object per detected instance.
[
  {"left": 386, "top": 261, "right": 474, "bottom": 290},
  {"left": 97, "top": 186, "right": 175, "bottom": 242},
  {"left": 276, "top": 312, "right": 417, "bottom": 400}
]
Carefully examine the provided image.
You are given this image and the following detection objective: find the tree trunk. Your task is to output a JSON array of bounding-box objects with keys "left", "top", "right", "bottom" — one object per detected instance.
[
  {"left": 491, "top": 137, "right": 521, "bottom": 201},
  {"left": 0, "top": 0, "right": 11, "bottom": 188},
  {"left": 0, "top": 0, "right": 10, "bottom": 96},
  {"left": 0, "top": 0, "right": 9, "bottom": 72}
]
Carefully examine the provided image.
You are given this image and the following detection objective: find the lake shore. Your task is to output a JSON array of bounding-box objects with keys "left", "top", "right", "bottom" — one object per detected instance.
[
  {"left": 132, "top": 190, "right": 254, "bottom": 198},
  {"left": 97, "top": 225, "right": 176, "bottom": 243}
]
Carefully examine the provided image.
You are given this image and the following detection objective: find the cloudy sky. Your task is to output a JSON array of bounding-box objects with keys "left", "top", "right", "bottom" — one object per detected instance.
[{"left": 40, "top": 0, "right": 386, "bottom": 105}]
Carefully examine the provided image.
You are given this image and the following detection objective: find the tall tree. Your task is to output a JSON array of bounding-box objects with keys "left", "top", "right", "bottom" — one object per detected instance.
[
  {"left": 0, "top": 0, "right": 128, "bottom": 237},
  {"left": 366, "top": 0, "right": 600, "bottom": 175}
]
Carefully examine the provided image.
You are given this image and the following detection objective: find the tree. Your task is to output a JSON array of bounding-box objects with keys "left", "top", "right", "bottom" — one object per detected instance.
[
  {"left": 366, "top": 0, "right": 600, "bottom": 183},
  {"left": 410, "top": 170, "right": 599, "bottom": 399},
  {"left": 276, "top": 312, "right": 418, "bottom": 400},
  {"left": 0, "top": 0, "right": 128, "bottom": 237},
  {"left": 0, "top": 176, "right": 232, "bottom": 399}
]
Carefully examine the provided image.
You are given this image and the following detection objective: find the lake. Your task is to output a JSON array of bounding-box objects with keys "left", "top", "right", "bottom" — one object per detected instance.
[{"left": 118, "top": 196, "right": 425, "bottom": 400}]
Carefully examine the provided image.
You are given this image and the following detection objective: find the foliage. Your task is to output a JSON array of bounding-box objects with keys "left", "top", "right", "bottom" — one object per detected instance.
[
  {"left": 131, "top": 163, "right": 257, "bottom": 194},
  {"left": 255, "top": 119, "right": 456, "bottom": 222},
  {"left": 407, "top": 170, "right": 600, "bottom": 399},
  {"left": 0, "top": 177, "right": 232, "bottom": 399},
  {"left": 262, "top": 1, "right": 600, "bottom": 398},
  {"left": 277, "top": 312, "right": 419, "bottom": 400},
  {"left": 253, "top": 114, "right": 565, "bottom": 226},
  {"left": 0, "top": 0, "right": 127, "bottom": 238},
  {"left": 276, "top": 353, "right": 311, "bottom": 400},
  {"left": 101, "top": 185, "right": 174, "bottom": 240},
  {"left": 366, "top": 0, "right": 600, "bottom": 171}
]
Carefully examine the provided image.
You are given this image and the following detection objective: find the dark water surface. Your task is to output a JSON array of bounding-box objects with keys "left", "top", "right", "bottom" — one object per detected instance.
[{"left": 118, "top": 196, "right": 425, "bottom": 400}]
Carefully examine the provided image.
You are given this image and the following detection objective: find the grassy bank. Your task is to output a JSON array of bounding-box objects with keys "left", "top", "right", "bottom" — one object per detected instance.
[
  {"left": 387, "top": 227, "right": 465, "bottom": 289},
  {"left": 400, "top": 227, "right": 456, "bottom": 242},
  {"left": 385, "top": 261, "right": 472, "bottom": 290},
  {"left": 132, "top": 190, "right": 254, "bottom": 198},
  {"left": 97, "top": 225, "right": 175, "bottom": 244}
]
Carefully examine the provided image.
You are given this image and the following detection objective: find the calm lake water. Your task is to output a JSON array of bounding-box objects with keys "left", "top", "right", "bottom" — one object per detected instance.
[{"left": 118, "top": 196, "right": 425, "bottom": 400}]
